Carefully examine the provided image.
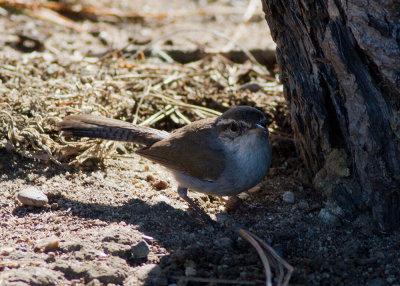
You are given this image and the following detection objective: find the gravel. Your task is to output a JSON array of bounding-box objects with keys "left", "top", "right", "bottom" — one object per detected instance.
[{"left": 282, "top": 191, "right": 295, "bottom": 203}]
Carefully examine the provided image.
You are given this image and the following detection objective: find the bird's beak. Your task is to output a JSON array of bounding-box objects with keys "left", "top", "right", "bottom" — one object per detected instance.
[{"left": 254, "top": 124, "right": 268, "bottom": 134}]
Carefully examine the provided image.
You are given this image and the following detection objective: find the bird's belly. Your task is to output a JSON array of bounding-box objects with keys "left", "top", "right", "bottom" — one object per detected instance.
[{"left": 173, "top": 140, "right": 271, "bottom": 196}]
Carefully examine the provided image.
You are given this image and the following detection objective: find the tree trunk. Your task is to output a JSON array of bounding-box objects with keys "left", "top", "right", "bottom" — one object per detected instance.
[{"left": 261, "top": 0, "right": 400, "bottom": 230}]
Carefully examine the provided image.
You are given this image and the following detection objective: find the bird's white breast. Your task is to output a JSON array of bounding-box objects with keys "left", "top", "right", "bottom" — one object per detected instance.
[{"left": 173, "top": 132, "right": 271, "bottom": 196}]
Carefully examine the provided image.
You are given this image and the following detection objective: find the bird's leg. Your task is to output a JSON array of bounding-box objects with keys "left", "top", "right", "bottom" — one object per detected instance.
[{"left": 177, "top": 187, "right": 213, "bottom": 223}]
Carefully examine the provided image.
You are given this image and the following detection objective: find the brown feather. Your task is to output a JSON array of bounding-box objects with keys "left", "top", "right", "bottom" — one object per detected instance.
[{"left": 136, "top": 118, "right": 225, "bottom": 181}]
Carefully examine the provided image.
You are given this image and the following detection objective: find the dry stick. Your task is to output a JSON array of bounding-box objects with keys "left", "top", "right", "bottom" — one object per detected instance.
[
  {"left": 239, "top": 229, "right": 273, "bottom": 286},
  {"left": 150, "top": 92, "right": 222, "bottom": 116},
  {"left": 251, "top": 234, "right": 294, "bottom": 286},
  {"left": 174, "top": 108, "right": 191, "bottom": 125},
  {"left": 133, "top": 80, "right": 152, "bottom": 125},
  {"left": 217, "top": 214, "right": 294, "bottom": 286},
  {"left": 139, "top": 105, "right": 177, "bottom": 126}
]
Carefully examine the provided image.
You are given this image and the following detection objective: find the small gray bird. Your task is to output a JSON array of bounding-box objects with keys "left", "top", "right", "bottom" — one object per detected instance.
[{"left": 57, "top": 106, "right": 272, "bottom": 221}]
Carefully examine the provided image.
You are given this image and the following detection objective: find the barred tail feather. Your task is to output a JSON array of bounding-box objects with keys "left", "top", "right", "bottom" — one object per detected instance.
[{"left": 57, "top": 114, "right": 169, "bottom": 147}]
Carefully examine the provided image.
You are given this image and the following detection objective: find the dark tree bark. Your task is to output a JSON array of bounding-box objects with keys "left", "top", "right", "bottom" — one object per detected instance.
[{"left": 261, "top": 0, "right": 400, "bottom": 230}]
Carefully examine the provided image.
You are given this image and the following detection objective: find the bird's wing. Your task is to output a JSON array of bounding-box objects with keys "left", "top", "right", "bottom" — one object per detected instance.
[{"left": 136, "top": 118, "right": 225, "bottom": 181}]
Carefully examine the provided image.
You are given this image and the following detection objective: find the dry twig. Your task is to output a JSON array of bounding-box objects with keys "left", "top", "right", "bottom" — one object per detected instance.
[{"left": 217, "top": 214, "right": 294, "bottom": 286}]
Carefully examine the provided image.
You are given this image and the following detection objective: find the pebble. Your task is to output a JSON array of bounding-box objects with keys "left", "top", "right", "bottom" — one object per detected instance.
[
  {"left": 152, "top": 180, "right": 168, "bottom": 190},
  {"left": 34, "top": 237, "right": 60, "bottom": 253},
  {"left": 318, "top": 209, "right": 340, "bottom": 226},
  {"left": 131, "top": 241, "right": 150, "bottom": 259},
  {"left": 146, "top": 174, "right": 155, "bottom": 182},
  {"left": 282, "top": 191, "right": 295, "bottom": 204},
  {"left": 17, "top": 186, "right": 48, "bottom": 207},
  {"left": 225, "top": 196, "right": 242, "bottom": 211}
]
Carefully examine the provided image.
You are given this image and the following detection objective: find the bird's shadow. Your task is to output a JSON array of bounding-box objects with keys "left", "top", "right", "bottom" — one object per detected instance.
[
  {"left": 6, "top": 151, "right": 249, "bottom": 285},
  {"left": 4, "top": 149, "right": 267, "bottom": 285}
]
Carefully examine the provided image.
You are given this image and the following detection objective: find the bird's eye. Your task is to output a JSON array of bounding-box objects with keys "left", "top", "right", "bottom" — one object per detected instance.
[{"left": 230, "top": 121, "right": 238, "bottom": 132}]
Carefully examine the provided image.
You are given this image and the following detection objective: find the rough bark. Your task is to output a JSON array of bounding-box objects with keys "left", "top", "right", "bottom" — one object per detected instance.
[{"left": 261, "top": 0, "right": 400, "bottom": 230}]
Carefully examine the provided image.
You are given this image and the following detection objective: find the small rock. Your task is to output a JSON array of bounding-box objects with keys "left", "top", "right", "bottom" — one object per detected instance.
[
  {"left": 131, "top": 240, "right": 150, "bottom": 259},
  {"left": 146, "top": 174, "right": 155, "bottom": 182},
  {"left": 224, "top": 196, "right": 243, "bottom": 211},
  {"left": 282, "top": 191, "right": 295, "bottom": 204},
  {"left": 237, "top": 192, "right": 249, "bottom": 200},
  {"left": 318, "top": 208, "right": 340, "bottom": 226},
  {"left": 34, "top": 237, "right": 59, "bottom": 253},
  {"left": 152, "top": 180, "right": 168, "bottom": 190},
  {"left": 17, "top": 186, "right": 48, "bottom": 207}
]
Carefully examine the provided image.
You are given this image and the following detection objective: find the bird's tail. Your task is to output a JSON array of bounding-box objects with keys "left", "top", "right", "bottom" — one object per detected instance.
[{"left": 57, "top": 114, "right": 169, "bottom": 147}]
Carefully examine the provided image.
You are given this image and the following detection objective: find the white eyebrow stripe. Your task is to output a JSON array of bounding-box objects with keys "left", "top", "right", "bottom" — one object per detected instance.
[{"left": 216, "top": 118, "right": 253, "bottom": 129}]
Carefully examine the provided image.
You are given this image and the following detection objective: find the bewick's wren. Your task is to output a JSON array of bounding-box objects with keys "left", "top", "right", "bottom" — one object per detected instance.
[{"left": 58, "top": 106, "right": 272, "bottom": 221}]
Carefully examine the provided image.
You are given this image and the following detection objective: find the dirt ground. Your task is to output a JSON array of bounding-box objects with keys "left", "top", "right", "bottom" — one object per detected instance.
[{"left": 1, "top": 0, "right": 400, "bottom": 285}]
